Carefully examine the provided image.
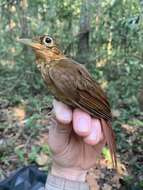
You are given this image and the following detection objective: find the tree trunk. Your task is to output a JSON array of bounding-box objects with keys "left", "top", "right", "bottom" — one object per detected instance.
[
  {"left": 138, "top": 0, "right": 143, "bottom": 111},
  {"left": 17, "top": 0, "right": 31, "bottom": 56},
  {"left": 77, "top": 0, "right": 91, "bottom": 63},
  {"left": 18, "top": 0, "right": 29, "bottom": 38}
]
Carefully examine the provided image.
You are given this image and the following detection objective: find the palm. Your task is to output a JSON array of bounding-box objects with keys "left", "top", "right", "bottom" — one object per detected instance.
[{"left": 48, "top": 121, "right": 105, "bottom": 170}]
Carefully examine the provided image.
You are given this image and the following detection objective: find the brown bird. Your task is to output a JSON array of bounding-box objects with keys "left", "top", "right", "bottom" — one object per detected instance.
[{"left": 18, "top": 35, "right": 117, "bottom": 167}]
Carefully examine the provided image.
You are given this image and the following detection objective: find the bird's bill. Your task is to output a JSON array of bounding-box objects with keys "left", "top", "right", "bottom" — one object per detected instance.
[{"left": 17, "top": 38, "right": 41, "bottom": 49}]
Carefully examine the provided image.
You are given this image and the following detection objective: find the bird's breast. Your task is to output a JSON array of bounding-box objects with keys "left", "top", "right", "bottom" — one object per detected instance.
[{"left": 37, "top": 60, "right": 74, "bottom": 107}]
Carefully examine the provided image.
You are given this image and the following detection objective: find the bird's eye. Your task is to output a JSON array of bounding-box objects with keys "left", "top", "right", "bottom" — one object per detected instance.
[
  {"left": 45, "top": 37, "right": 51, "bottom": 43},
  {"left": 43, "top": 36, "right": 53, "bottom": 47}
]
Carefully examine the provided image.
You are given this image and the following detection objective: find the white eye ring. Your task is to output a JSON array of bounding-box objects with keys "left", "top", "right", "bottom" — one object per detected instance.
[{"left": 43, "top": 36, "right": 53, "bottom": 47}]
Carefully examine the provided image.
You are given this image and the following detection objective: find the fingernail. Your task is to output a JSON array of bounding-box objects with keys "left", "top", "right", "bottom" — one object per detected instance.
[
  {"left": 53, "top": 100, "right": 72, "bottom": 124},
  {"left": 61, "top": 110, "right": 72, "bottom": 123}
]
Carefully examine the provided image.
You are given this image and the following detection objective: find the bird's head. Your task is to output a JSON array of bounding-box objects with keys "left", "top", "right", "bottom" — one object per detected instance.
[{"left": 18, "top": 35, "right": 65, "bottom": 63}]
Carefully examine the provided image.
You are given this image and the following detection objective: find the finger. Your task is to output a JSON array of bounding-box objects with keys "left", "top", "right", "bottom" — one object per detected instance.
[
  {"left": 53, "top": 99, "right": 72, "bottom": 125},
  {"left": 73, "top": 108, "right": 91, "bottom": 137},
  {"left": 84, "top": 118, "right": 103, "bottom": 145}
]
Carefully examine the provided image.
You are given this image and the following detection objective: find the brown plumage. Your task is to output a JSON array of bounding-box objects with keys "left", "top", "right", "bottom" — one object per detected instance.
[{"left": 18, "top": 35, "right": 117, "bottom": 168}]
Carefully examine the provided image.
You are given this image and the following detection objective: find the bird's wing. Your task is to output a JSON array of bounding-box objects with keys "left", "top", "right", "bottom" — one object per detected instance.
[{"left": 49, "top": 59, "right": 112, "bottom": 121}]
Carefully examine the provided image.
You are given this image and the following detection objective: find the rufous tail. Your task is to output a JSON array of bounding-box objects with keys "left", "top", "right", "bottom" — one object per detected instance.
[{"left": 100, "top": 118, "right": 117, "bottom": 168}]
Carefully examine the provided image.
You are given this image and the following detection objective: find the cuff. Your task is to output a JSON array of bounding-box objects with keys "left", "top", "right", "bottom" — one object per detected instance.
[
  {"left": 51, "top": 164, "right": 87, "bottom": 182},
  {"left": 45, "top": 174, "right": 89, "bottom": 190}
]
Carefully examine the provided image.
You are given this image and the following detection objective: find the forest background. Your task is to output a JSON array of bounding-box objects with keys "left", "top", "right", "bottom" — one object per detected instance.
[{"left": 0, "top": 0, "right": 143, "bottom": 189}]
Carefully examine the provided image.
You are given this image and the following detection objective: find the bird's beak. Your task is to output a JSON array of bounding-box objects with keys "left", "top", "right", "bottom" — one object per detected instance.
[{"left": 17, "top": 38, "right": 41, "bottom": 49}]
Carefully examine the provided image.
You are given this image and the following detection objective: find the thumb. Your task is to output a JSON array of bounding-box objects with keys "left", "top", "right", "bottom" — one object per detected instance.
[
  {"left": 48, "top": 100, "right": 73, "bottom": 154},
  {"left": 53, "top": 99, "right": 72, "bottom": 124}
]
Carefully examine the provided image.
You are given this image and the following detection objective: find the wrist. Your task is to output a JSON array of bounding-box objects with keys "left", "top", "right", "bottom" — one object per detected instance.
[{"left": 51, "top": 163, "right": 87, "bottom": 182}]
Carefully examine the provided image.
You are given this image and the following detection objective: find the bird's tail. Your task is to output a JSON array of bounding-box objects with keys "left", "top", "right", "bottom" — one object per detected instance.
[{"left": 100, "top": 118, "right": 117, "bottom": 168}]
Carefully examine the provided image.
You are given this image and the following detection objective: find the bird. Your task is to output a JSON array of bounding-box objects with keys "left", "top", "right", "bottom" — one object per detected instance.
[{"left": 18, "top": 35, "right": 117, "bottom": 168}]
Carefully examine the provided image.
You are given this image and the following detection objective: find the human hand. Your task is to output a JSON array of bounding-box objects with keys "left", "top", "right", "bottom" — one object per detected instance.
[{"left": 48, "top": 100, "right": 106, "bottom": 182}]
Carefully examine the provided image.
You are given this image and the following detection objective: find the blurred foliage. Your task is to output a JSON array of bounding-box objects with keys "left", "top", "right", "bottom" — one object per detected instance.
[
  {"left": 0, "top": 0, "right": 143, "bottom": 188},
  {"left": 0, "top": 0, "right": 142, "bottom": 110}
]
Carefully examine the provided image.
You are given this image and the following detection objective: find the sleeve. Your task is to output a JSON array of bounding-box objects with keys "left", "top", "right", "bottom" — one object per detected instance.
[{"left": 45, "top": 174, "right": 89, "bottom": 190}]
